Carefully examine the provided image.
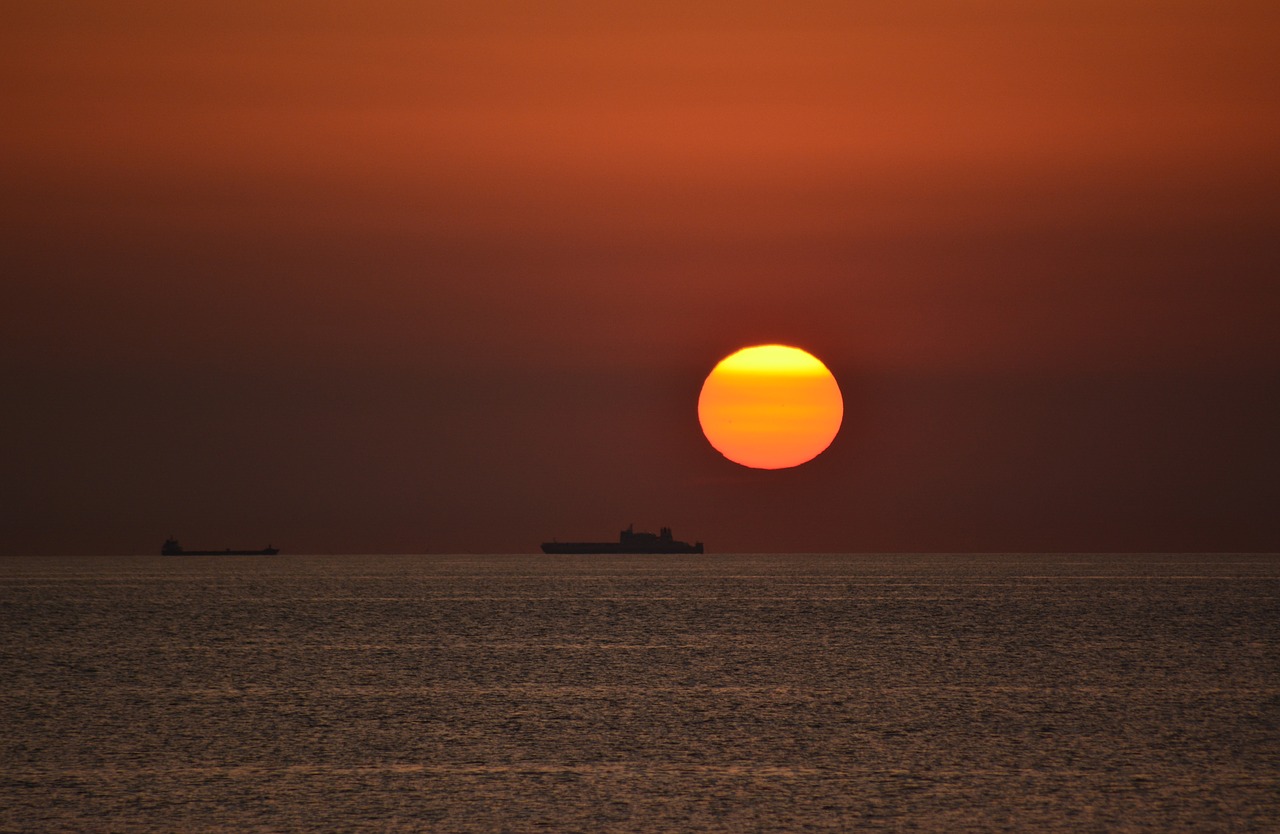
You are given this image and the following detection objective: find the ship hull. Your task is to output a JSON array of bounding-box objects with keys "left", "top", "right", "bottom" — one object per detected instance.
[
  {"left": 166, "top": 548, "right": 280, "bottom": 556},
  {"left": 541, "top": 542, "right": 703, "bottom": 554}
]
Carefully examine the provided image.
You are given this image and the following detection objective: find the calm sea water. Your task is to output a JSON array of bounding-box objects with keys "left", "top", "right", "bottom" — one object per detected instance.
[{"left": 1, "top": 553, "right": 1276, "bottom": 832}]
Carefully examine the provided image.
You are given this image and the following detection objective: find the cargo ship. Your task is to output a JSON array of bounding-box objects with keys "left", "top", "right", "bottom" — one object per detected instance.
[
  {"left": 541, "top": 525, "right": 704, "bottom": 554},
  {"left": 162, "top": 538, "right": 279, "bottom": 556}
]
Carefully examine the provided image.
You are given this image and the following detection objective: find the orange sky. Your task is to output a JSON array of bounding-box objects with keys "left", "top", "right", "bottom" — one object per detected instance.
[{"left": 4, "top": 1, "right": 1279, "bottom": 553}]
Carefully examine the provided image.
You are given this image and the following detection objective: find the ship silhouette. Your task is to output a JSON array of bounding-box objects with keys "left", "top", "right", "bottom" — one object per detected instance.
[
  {"left": 541, "top": 524, "right": 704, "bottom": 554},
  {"left": 162, "top": 538, "right": 279, "bottom": 556}
]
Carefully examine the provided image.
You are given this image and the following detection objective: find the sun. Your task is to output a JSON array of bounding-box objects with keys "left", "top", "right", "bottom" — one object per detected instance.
[{"left": 697, "top": 345, "right": 843, "bottom": 470}]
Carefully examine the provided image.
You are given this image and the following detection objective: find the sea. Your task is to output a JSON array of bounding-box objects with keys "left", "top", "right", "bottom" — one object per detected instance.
[{"left": 1, "top": 553, "right": 1276, "bottom": 832}]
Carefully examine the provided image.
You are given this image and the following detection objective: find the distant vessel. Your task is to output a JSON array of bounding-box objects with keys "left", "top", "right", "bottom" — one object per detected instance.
[
  {"left": 162, "top": 538, "right": 279, "bottom": 556},
  {"left": 541, "top": 525, "right": 704, "bottom": 554}
]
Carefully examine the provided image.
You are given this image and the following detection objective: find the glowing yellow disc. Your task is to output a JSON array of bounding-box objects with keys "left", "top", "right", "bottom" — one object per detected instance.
[{"left": 697, "top": 344, "right": 843, "bottom": 470}]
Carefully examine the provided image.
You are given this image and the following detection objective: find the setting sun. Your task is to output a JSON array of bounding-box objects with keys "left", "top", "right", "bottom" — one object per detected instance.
[{"left": 698, "top": 345, "right": 843, "bottom": 470}]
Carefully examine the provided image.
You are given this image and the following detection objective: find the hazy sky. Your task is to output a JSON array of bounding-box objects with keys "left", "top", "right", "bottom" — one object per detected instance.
[{"left": 4, "top": 1, "right": 1279, "bottom": 553}]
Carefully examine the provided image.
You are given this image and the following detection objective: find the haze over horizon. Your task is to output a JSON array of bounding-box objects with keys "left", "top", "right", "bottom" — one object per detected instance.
[{"left": 4, "top": 1, "right": 1279, "bottom": 555}]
